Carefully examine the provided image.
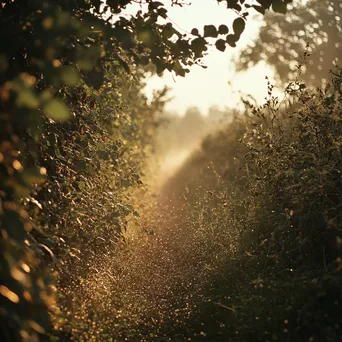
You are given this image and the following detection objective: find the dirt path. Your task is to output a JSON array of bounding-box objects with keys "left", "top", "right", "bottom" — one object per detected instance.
[
  {"left": 104, "top": 166, "right": 232, "bottom": 341},
  {"left": 66, "top": 154, "right": 231, "bottom": 341}
]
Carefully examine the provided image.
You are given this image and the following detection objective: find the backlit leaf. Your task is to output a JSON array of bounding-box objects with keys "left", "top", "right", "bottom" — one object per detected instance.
[
  {"left": 61, "top": 66, "right": 81, "bottom": 86},
  {"left": 44, "top": 99, "right": 70, "bottom": 121}
]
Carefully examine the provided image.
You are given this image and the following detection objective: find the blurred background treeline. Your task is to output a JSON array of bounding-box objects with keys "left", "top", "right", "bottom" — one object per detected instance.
[{"left": 155, "top": 106, "right": 233, "bottom": 156}]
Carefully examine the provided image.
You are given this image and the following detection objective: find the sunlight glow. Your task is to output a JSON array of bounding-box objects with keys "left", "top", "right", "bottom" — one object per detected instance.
[{"left": 136, "top": 1, "right": 277, "bottom": 114}]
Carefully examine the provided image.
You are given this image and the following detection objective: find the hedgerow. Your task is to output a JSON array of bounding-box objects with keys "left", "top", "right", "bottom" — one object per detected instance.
[{"left": 163, "top": 68, "right": 342, "bottom": 340}]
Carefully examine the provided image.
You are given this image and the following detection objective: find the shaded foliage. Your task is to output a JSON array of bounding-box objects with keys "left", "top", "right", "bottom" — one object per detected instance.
[{"left": 162, "top": 69, "right": 342, "bottom": 340}]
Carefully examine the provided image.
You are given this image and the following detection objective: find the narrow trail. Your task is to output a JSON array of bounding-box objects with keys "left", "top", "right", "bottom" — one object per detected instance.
[
  {"left": 65, "top": 152, "right": 234, "bottom": 341},
  {"left": 106, "top": 157, "right": 231, "bottom": 341}
]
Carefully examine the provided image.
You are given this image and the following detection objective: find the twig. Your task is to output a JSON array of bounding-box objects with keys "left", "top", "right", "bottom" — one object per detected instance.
[{"left": 213, "top": 301, "right": 236, "bottom": 313}]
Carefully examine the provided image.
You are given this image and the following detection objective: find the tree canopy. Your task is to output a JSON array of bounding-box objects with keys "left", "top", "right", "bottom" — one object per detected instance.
[{"left": 235, "top": 0, "right": 342, "bottom": 86}]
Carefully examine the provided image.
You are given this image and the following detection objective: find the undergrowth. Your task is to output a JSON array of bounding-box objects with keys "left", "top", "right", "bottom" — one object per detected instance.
[
  {"left": 41, "top": 67, "right": 342, "bottom": 341},
  {"left": 159, "top": 68, "right": 342, "bottom": 341},
  {"left": 62, "top": 67, "right": 342, "bottom": 341}
]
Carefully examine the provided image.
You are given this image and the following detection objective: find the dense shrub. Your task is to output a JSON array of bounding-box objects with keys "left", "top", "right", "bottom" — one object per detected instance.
[
  {"left": 161, "top": 69, "right": 342, "bottom": 340},
  {"left": 37, "top": 68, "right": 167, "bottom": 339},
  {"left": 242, "top": 70, "right": 342, "bottom": 267},
  {"left": 0, "top": 57, "right": 164, "bottom": 341}
]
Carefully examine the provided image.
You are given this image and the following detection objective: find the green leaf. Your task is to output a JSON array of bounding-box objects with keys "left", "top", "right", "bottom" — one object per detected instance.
[
  {"left": 78, "top": 181, "right": 86, "bottom": 190},
  {"left": 203, "top": 25, "right": 218, "bottom": 38},
  {"left": 218, "top": 24, "right": 229, "bottom": 35},
  {"left": 61, "top": 66, "right": 81, "bottom": 86},
  {"left": 117, "top": 54, "right": 131, "bottom": 73},
  {"left": 272, "top": 0, "right": 287, "bottom": 14},
  {"left": 16, "top": 89, "right": 39, "bottom": 108},
  {"left": 233, "top": 17, "right": 245, "bottom": 37},
  {"left": 215, "top": 39, "right": 226, "bottom": 52},
  {"left": 43, "top": 99, "right": 70, "bottom": 121}
]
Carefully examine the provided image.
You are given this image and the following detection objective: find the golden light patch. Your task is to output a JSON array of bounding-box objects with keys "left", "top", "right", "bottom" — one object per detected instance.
[
  {"left": 42, "top": 17, "right": 53, "bottom": 29},
  {"left": 52, "top": 59, "right": 62, "bottom": 68},
  {"left": 28, "top": 320, "right": 45, "bottom": 334},
  {"left": 23, "top": 291, "right": 32, "bottom": 302},
  {"left": 0, "top": 285, "right": 20, "bottom": 303},
  {"left": 21, "top": 263, "right": 31, "bottom": 273},
  {"left": 12, "top": 160, "right": 22, "bottom": 171}
]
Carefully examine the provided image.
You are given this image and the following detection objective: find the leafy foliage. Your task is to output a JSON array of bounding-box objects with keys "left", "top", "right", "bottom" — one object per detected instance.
[
  {"left": 235, "top": 0, "right": 342, "bottom": 86},
  {"left": 219, "top": 0, "right": 293, "bottom": 13},
  {"left": 0, "top": 0, "right": 294, "bottom": 340},
  {"left": 162, "top": 69, "right": 342, "bottom": 340}
]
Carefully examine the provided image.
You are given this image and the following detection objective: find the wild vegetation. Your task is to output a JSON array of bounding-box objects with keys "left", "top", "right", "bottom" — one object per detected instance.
[
  {"left": 163, "top": 68, "right": 342, "bottom": 340},
  {"left": 1, "top": 0, "right": 342, "bottom": 341}
]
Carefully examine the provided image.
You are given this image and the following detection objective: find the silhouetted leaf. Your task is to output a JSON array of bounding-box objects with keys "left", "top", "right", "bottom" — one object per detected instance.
[
  {"left": 138, "top": 55, "right": 150, "bottom": 66},
  {"left": 226, "top": 0, "right": 241, "bottom": 11},
  {"left": 272, "top": 1, "right": 287, "bottom": 14},
  {"left": 61, "top": 66, "right": 81, "bottom": 86},
  {"left": 215, "top": 39, "right": 226, "bottom": 52},
  {"left": 226, "top": 34, "right": 238, "bottom": 47},
  {"left": 191, "top": 37, "right": 207, "bottom": 57},
  {"left": 191, "top": 28, "right": 200, "bottom": 36},
  {"left": 218, "top": 24, "right": 229, "bottom": 35},
  {"left": 252, "top": 4, "right": 265, "bottom": 14},
  {"left": 233, "top": 17, "right": 245, "bottom": 37},
  {"left": 204, "top": 25, "right": 218, "bottom": 38}
]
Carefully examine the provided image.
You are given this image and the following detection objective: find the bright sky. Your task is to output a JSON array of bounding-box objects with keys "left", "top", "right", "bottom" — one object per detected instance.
[{"left": 127, "top": 1, "right": 277, "bottom": 115}]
